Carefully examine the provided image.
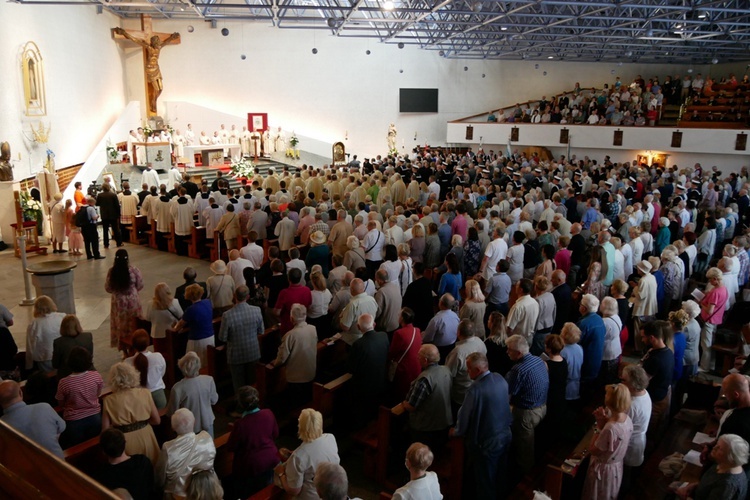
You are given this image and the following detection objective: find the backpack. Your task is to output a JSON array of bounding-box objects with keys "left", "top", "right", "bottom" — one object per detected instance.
[{"left": 75, "top": 208, "right": 91, "bottom": 228}]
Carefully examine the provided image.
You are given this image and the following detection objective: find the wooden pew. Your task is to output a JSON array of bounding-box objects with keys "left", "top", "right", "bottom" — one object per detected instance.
[
  {"left": 166, "top": 222, "right": 177, "bottom": 254},
  {"left": 543, "top": 427, "right": 594, "bottom": 500},
  {"left": 205, "top": 231, "right": 221, "bottom": 262},
  {"left": 126, "top": 215, "right": 148, "bottom": 245},
  {"left": 188, "top": 226, "right": 207, "bottom": 259},
  {"left": 312, "top": 373, "right": 352, "bottom": 427},
  {"left": 146, "top": 219, "right": 158, "bottom": 249},
  {"left": 0, "top": 421, "right": 118, "bottom": 499}
]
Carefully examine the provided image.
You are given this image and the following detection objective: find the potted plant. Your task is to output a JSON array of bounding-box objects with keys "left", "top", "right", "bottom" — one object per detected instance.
[
  {"left": 230, "top": 157, "right": 255, "bottom": 180},
  {"left": 106, "top": 146, "right": 119, "bottom": 164},
  {"left": 19, "top": 190, "right": 43, "bottom": 235},
  {"left": 288, "top": 133, "right": 300, "bottom": 159}
]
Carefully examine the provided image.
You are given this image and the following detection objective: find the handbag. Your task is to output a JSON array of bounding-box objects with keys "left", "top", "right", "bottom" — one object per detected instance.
[{"left": 388, "top": 327, "right": 416, "bottom": 382}]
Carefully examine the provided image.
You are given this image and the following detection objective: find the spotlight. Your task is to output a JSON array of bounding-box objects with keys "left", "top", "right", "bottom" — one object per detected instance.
[
  {"left": 711, "top": 57, "right": 719, "bottom": 64},
  {"left": 399, "top": 69, "right": 404, "bottom": 73},
  {"left": 398, "top": 42, "right": 404, "bottom": 49},
  {"left": 327, "top": 18, "right": 337, "bottom": 28},
  {"left": 221, "top": 28, "right": 229, "bottom": 36},
  {"left": 241, "top": 54, "right": 246, "bottom": 60},
  {"left": 366, "top": 49, "right": 371, "bottom": 55},
  {"left": 187, "top": 25, "right": 194, "bottom": 33},
  {"left": 687, "top": 68, "right": 693, "bottom": 73},
  {"left": 624, "top": 50, "right": 632, "bottom": 57},
  {"left": 312, "top": 48, "right": 318, "bottom": 54},
  {"left": 383, "top": 0, "right": 394, "bottom": 10},
  {"left": 210, "top": 20, "right": 217, "bottom": 29},
  {"left": 471, "top": 1, "right": 482, "bottom": 13},
  {"left": 482, "top": 74, "right": 486, "bottom": 78},
  {"left": 543, "top": 71, "right": 547, "bottom": 76}
]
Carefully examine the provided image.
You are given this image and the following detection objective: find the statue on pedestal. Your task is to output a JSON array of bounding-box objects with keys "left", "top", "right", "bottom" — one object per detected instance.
[
  {"left": 387, "top": 123, "right": 397, "bottom": 151},
  {"left": 0, "top": 142, "right": 13, "bottom": 182}
]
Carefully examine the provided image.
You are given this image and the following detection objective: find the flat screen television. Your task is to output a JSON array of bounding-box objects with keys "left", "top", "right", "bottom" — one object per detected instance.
[{"left": 399, "top": 88, "right": 439, "bottom": 113}]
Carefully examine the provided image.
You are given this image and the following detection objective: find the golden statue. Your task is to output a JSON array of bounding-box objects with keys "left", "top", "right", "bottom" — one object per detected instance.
[
  {"left": 0, "top": 142, "right": 14, "bottom": 182},
  {"left": 113, "top": 20, "right": 180, "bottom": 116}
]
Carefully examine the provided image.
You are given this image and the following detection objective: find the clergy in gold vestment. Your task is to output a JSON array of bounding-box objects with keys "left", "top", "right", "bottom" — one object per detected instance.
[{"left": 390, "top": 174, "right": 407, "bottom": 205}]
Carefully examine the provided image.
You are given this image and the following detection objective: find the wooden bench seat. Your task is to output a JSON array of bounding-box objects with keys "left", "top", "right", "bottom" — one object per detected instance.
[
  {"left": 188, "top": 226, "right": 207, "bottom": 259},
  {"left": 126, "top": 215, "right": 148, "bottom": 244},
  {"left": 544, "top": 427, "right": 594, "bottom": 500}
]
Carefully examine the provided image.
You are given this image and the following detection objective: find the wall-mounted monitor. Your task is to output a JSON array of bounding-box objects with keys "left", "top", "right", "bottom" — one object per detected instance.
[{"left": 399, "top": 88, "right": 439, "bottom": 113}]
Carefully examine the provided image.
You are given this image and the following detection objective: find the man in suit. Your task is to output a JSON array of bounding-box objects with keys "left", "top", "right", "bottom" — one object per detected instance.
[
  {"left": 218, "top": 286, "right": 265, "bottom": 395},
  {"left": 347, "top": 313, "right": 389, "bottom": 426},
  {"left": 451, "top": 352, "right": 512, "bottom": 499},
  {"left": 174, "top": 267, "right": 207, "bottom": 312},
  {"left": 402, "top": 262, "right": 434, "bottom": 331},
  {"left": 96, "top": 182, "right": 122, "bottom": 248}
]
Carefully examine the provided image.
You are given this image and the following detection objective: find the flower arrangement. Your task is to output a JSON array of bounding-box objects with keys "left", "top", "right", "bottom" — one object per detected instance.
[
  {"left": 230, "top": 157, "right": 255, "bottom": 179},
  {"left": 19, "top": 190, "right": 43, "bottom": 222},
  {"left": 289, "top": 133, "right": 299, "bottom": 148},
  {"left": 389, "top": 147, "right": 399, "bottom": 156},
  {"left": 142, "top": 124, "right": 154, "bottom": 137}
]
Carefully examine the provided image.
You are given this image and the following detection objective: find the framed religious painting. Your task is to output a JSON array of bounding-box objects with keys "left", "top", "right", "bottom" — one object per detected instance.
[
  {"left": 671, "top": 131, "right": 683, "bottom": 148},
  {"left": 21, "top": 41, "right": 46, "bottom": 116},
  {"left": 737, "top": 133, "right": 747, "bottom": 151},
  {"left": 613, "top": 130, "right": 623, "bottom": 146},
  {"left": 510, "top": 127, "right": 519, "bottom": 142},
  {"left": 465, "top": 126, "right": 474, "bottom": 140},
  {"left": 559, "top": 128, "right": 569, "bottom": 144},
  {"left": 651, "top": 153, "right": 669, "bottom": 168},
  {"left": 247, "top": 113, "right": 268, "bottom": 133}
]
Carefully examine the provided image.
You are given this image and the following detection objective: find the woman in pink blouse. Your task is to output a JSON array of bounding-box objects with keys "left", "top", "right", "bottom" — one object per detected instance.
[{"left": 699, "top": 267, "right": 729, "bottom": 372}]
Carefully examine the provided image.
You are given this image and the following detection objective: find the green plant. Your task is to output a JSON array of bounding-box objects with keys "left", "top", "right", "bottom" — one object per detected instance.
[
  {"left": 289, "top": 133, "right": 299, "bottom": 148},
  {"left": 19, "top": 190, "right": 42, "bottom": 222},
  {"left": 230, "top": 157, "right": 255, "bottom": 179},
  {"left": 106, "top": 146, "right": 118, "bottom": 161}
]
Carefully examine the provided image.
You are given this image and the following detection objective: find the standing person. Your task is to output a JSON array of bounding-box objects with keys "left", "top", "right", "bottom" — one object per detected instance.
[
  {"left": 699, "top": 267, "right": 729, "bottom": 373},
  {"left": 25, "top": 295, "right": 65, "bottom": 373},
  {"left": 219, "top": 286, "right": 264, "bottom": 394},
  {"left": 124, "top": 330, "right": 167, "bottom": 409},
  {"left": 460, "top": 280, "right": 487, "bottom": 340},
  {"left": 446, "top": 320, "right": 487, "bottom": 413},
  {"left": 506, "top": 279, "right": 540, "bottom": 344},
  {"left": 422, "top": 294, "right": 461, "bottom": 363},
  {"left": 402, "top": 263, "right": 434, "bottom": 331},
  {"left": 49, "top": 193, "right": 67, "bottom": 253},
  {"left": 65, "top": 199, "right": 83, "bottom": 255},
  {"left": 105, "top": 249, "right": 144, "bottom": 351},
  {"left": 96, "top": 429, "right": 154, "bottom": 500},
  {"left": 81, "top": 196, "right": 104, "bottom": 260},
  {"left": 640, "top": 321, "right": 674, "bottom": 444},
  {"left": 141, "top": 283, "right": 183, "bottom": 341},
  {"left": 102, "top": 363, "right": 161, "bottom": 465},
  {"left": 388, "top": 308, "right": 423, "bottom": 403},
  {"left": 621, "top": 364, "right": 652, "bottom": 490},
  {"left": 96, "top": 182, "right": 123, "bottom": 249},
  {"left": 599, "top": 297, "right": 623, "bottom": 385},
  {"left": 167, "top": 352, "right": 219, "bottom": 437},
  {"left": 270, "top": 304, "right": 318, "bottom": 404},
  {"left": 363, "top": 220, "right": 385, "bottom": 278},
  {"left": 55, "top": 347, "right": 103, "bottom": 448},
  {"left": 451, "top": 352, "right": 512, "bottom": 500},
  {"left": 173, "top": 285, "right": 215, "bottom": 367},
  {"left": 532, "top": 276, "right": 556, "bottom": 355},
  {"left": 52, "top": 314, "right": 94, "bottom": 379},
  {"left": 506, "top": 334, "right": 549, "bottom": 472},
  {"left": 0, "top": 380, "right": 66, "bottom": 458},
  {"left": 631, "top": 260, "right": 658, "bottom": 353},
  {"left": 392, "top": 443, "right": 443, "bottom": 500},
  {"left": 582, "top": 384, "right": 634, "bottom": 500},
  {"left": 543, "top": 334, "right": 569, "bottom": 440},
  {"left": 577, "top": 294, "right": 606, "bottom": 401},
  {"left": 348, "top": 314, "right": 390, "bottom": 423}
]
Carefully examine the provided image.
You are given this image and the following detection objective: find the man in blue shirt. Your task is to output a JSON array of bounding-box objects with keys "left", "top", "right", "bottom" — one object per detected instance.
[
  {"left": 577, "top": 294, "right": 606, "bottom": 402},
  {"left": 0, "top": 380, "right": 65, "bottom": 458},
  {"left": 452, "top": 352, "right": 512, "bottom": 499},
  {"left": 422, "top": 294, "right": 460, "bottom": 363},
  {"left": 506, "top": 334, "right": 548, "bottom": 472},
  {"left": 485, "top": 260, "right": 512, "bottom": 316}
]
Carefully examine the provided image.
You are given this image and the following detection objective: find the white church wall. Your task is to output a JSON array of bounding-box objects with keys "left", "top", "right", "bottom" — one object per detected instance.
[
  {"left": 118, "top": 18, "right": 711, "bottom": 160},
  {"left": 0, "top": 4, "right": 127, "bottom": 181}
]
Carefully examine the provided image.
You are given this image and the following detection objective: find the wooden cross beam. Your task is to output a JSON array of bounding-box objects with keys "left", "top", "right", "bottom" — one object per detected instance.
[{"left": 112, "top": 14, "right": 180, "bottom": 117}]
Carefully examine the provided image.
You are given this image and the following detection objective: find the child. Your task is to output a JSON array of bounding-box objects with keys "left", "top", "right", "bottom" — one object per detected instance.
[{"left": 65, "top": 199, "right": 83, "bottom": 255}]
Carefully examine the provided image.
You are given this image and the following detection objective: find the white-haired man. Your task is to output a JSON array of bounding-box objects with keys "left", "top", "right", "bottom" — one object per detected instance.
[
  {"left": 577, "top": 294, "right": 606, "bottom": 400},
  {"left": 270, "top": 303, "right": 318, "bottom": 403}
]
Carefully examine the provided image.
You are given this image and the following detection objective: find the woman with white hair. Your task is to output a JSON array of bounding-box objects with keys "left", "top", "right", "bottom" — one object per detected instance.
[
  {"left": 25, "top": 295, "right": 65, "bottom": 372},
  {"left": 599, "top": 297, "right": 623, "bottom": 385},
  {"left": 156, "top": 408, "right": 216, "bottom": 499},
  {"left": 342, "top": 235, "right": 366, "bottom": 272},
  {"left": 460, "top": 280, "right": 487, "bottom": 340},
  {"left": 276, "top": 408, "right": 340, "bottom": 498},
  {"left": 393, "top": 443, "right": 442, "bottom": 500},
  {"left": 677, "top": 434, "right": 749, "bottom": 500},
  {"left": 167, "top": 351, "right": 219, "bottom": 437},
  {"left": 699, "top": 268, "right": 729, "bottom": 372},
  {"left": 681, "top": 300, "right": 701, "bottom": 378}
]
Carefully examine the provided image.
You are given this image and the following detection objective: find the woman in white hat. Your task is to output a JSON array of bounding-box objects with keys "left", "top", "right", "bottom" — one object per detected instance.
[{"left": 206, "top": 260, "right": 235, "bottom": 315}]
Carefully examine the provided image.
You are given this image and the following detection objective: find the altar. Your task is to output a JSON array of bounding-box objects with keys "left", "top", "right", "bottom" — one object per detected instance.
[
  {"left": 132, "top": 142, "right": 172, "bottom": 170},
  {"left": 184, "top": 144, "right": 241, "bottom": 167}
]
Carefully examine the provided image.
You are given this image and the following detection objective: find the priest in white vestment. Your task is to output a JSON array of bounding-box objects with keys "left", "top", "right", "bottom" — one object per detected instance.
[
  {"left": 140, "top": 165, "right": 161, "bottom": 190},
  {"left": 170, "top": 191, "right": 195, "bottom": 237},
  {"left": 274, "top": 127, "right": 285, "bottom": 152},
  {"left": 203, "top": 199, "right": 225, "bottom": 240},
  {"left": 156, "top": 192, "right": 174, "bottom": 234},
  {"left": 172, "top": 130, "right": 186, "bottom": 162},
  {"left": 240, "top": 127, "right": 252, "bottom": 157},
  {"left": 228, "top": 125, "right": 239, "bottom": 146},
  {"left": 211, "top": 132, "right": 222, "bottom": 145},
  {"left": 184, "top": 124, "right": 196, "bottom": 146},
  {"left": 169, "top": 165, "right": 183, "bottom": 189},
  {"left": 219, "top": 124, "right": 229, "bottom": 143},
  {"left": 199, "top": 132, "right": 212, "bottom": 146},
  {"left": 194, "top": 190, "right": 211, "bottom": 227},
  {"left": 141, "top": 190, "right": 159, "bottom": 224},
  {"left": 262, "top": 128, "right": 272, "bottom": 155},
  {"left": 118, "top": 184, "right": 139, "bottom": 225}
]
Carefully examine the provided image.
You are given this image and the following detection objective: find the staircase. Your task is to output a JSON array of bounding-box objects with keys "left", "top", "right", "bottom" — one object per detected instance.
[{"left": 660, "top": 104, "right": 682, "bottom": 126}]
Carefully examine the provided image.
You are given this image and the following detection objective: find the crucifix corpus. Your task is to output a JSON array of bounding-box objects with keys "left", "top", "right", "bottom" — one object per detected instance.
[{"left": 112, "top": 15, "right": 180, "bottom": 117}]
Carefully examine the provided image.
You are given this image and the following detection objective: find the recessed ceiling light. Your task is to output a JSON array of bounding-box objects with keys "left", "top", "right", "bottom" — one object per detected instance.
[
  {"left": 500, "top": 26, "right": 507, "bottom": 31},
  {"left": 698, "top": 12, "right": 707, "bottom": 19},
  {"left": 383, "top": 1, "right": 394, "bottom": 10},
  {"left": 547, "top": 55, "right": 554, "bottom": 59}
]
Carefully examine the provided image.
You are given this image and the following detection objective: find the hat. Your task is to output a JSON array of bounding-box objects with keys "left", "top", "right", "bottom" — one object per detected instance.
[
  {"left": 660, "top": 217, "right": 670, "bottom": 227},
  {"left": 456, "top": 167, "right": 464, "bottom": 172},
  {"left": 513, "top": 172, "right": 521, "bottom": 177},
  {"left": 310, "top": 231, "right": 326, "bottom": 245},
  {"left": 210, "top": 260, "right": 227, "bottom": 274},
  {"left": 534, "top": 168, "right": 542, "bottom": 173},
  {"left": 483, "top": 169, "right": 491, "bottom": 174},
  {"left": 553, "top": 175, "right": 562, "bottom": 181},
  {"left": 629, "top": 176, "right": 637, "bottom": 183},
  {"left": 605, "top": 180, "right": 613, "bottom": 186},
  {"left": 676, "top": 184, "right": 686, "bottom": 190},
  {"left": 691, "top": 179, "right": 700, "bottom": 185},
  {"left": 636, "top": 260, "right": 652, "bottom": 274}
]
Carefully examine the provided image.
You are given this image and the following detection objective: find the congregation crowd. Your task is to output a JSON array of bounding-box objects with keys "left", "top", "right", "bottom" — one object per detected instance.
[
  {"left": 489, "top": 72, "right": 750, "bottom": 126},
  {"left": 3, "top": 141, "right": 750, "bottom": 500}
]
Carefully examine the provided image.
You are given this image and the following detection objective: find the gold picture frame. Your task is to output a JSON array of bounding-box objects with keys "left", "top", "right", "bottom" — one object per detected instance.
[{"left": 21, "top": 41, "right": 46, "bottom": 117}]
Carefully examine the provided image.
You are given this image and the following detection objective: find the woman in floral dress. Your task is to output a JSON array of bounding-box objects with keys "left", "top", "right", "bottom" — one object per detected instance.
[{"left": 105, "top": 249, "right": 144, "bottom": 351}]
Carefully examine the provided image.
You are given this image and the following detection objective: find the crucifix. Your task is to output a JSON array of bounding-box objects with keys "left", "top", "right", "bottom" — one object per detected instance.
[{"left": 112, "top": 15, "right": 180, "bottom": 117}]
